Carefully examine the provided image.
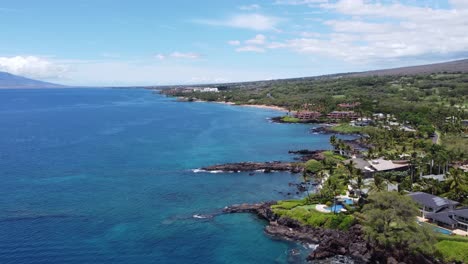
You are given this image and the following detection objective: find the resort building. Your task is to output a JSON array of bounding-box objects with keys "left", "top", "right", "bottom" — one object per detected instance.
[
  {"left": 294, "top": 111, "right": 322, "bottom": 120},
  {"left": 338, "top": 102, "right": 361, "bottom": 109},
  {"left": 408, "top": 192, "right": 468, "bottom": 231},
  {"left": 327, "top": 111, "right": 359, "bottom": 120},
  {"left": 344, "top": 158, "right": 410, "bottom": 178},
  {"left": 193, "top": 87, "right": 219, "bottom": 92},
  {"left": 368, "top": 158, "right": 410, "bottom": 172}
]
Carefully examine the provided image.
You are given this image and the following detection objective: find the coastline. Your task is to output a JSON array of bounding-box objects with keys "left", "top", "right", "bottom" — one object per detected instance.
[
  {"left": 206, "top": 100, "right": 289, "bottom": 113},
  {"left": 173, "top": 95, "right": 289, "bottom": 113}
]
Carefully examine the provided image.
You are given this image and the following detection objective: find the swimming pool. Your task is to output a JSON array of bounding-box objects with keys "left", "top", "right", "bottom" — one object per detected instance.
[
  {"left": 325, "top": 204, "right": 344, "bottom": 213},
  {"left": 343, "top": 198, "right": 354, "bottom": 205},
  {"left": 432, "top": 226, "right": 452, "bottom": 235},
  {"left": 419, "top": 222, "right": 453, "bottom": 235}
]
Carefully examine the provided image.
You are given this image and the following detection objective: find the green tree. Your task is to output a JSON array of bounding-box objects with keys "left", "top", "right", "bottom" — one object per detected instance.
[
  {"left": 362, "top": 192, "right": 436, "bottom": 256},
  {"left": 445, "top": 168, "right": 468, "bottom": 202},
  {"left": 304, "top": 159, "right": 324, "bottom": 174}
]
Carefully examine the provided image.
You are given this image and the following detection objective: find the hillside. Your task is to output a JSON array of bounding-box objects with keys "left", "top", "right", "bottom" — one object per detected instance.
[
  {"left": 0, "top": 71, "right": 65, "bottom": 89},
  {"left": 350, "top": 59, "right": 468, "bottom": 77},
  {"left": 155, "top": 58, "right": 468, "bottom": 91}
]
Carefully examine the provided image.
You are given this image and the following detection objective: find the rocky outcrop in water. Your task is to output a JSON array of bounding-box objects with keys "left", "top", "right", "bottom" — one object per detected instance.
[
  {"left": 201, "top": 161, "right": 303, "bottom": 173},
  {"left": 289, "top": 149, "right": 327, "bottom": 161},
  {"left": 270, "top": 117, "right": 322, "bottom": 124}
]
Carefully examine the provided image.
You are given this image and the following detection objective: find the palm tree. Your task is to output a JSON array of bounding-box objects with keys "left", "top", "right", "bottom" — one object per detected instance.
[
  {"left": 325, "top": 178, "right": 340, "bottom": 214},
  {"left": 302, "top": 171, "right": 311, "bottom": 204},
  {"left": 422, "top": 178, "right": 442, "bottom": 195},
  {"left": 446, "top": 168, "right": 468, "bottom": 202},
  {"left": 329, "top": 135, "right": 337, "bottom": 149},
  {"left": 369, "top": 175, "right": 386, "bottom": 193}
]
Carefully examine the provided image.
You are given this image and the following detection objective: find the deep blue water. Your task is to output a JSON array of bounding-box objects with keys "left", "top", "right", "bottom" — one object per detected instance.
[{"left": 0, "top": 88, "right": 342, "bottom": 264}]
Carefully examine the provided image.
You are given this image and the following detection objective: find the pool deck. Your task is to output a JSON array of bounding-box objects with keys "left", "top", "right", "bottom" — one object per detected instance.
[
  {"left": 453, "top": 229, "right": 468, "bottom": 236},
  {"left": 315, "top": 204, "right": 347, "bottom": 213},
  {"left": 420, "top": 219, "right": 468, "bottom": 236},
  {"left": 417, "top": 216, "right": 428, "bottom": 222},
  {"left": 315, "top": 204, "right": 330, "bottom": 213}
]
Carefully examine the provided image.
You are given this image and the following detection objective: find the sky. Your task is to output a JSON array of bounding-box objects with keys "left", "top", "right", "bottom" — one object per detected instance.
[{"left": 1, "top": 0, "right": 468, "bottom": 86}]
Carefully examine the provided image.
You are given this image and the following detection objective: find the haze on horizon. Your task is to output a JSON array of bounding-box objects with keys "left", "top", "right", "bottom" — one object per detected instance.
[{"left": 1, "top": 0, "right": 468, "bottom": 86}]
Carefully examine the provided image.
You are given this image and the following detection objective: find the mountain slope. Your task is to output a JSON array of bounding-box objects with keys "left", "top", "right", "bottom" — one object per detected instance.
[
  {"left": 349, "top": 59, "right": 468, "bottom": 77},
  {"left": 0, "top": 71, "right": 65, "bottom": 88}
]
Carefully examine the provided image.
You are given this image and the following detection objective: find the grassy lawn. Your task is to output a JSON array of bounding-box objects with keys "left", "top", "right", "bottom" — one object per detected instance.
[
  {"left": 329, "top": 124, "right": 365, "bottom": 134},
  {"left": 322, "top": 150, "right": 347, "bottom": 161},
  {"left": 435, "top": 240, "right": 468, "bottom": 263},
  {"left": 271, "top": 200, "right": 354, "bottom": 230},
  {"left": 441, "top": 133, "right": 468, "bottom": 153},
  {"left": 281, "top": 116, "right": 301, "bottom": 123}
]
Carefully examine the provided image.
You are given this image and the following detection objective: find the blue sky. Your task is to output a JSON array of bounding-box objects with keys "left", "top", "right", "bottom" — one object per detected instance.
[{"left": 0, "top": 0, "right": 467, "bottom": 86}]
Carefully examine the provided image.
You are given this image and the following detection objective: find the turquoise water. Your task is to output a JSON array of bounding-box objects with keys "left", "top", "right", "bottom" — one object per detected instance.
[
  {"left": 325, "top": 205, "right": 345, "bottom": 213},
  {"left": 433, "top": 227, "right": 452, "bottom": 235},
  {"left": 343, "top": 198, "right": 354, "bottom": 205},
  {"left": 0, "top": 88, "right": 344, "bottom": 264},
  {"left": 429, "top": 225, "right": 453, "bottom": 235}
]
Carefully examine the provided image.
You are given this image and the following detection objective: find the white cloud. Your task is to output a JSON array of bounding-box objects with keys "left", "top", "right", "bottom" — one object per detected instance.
[
  {"left": 154, "top": 54, "right": 166, "bottom": 60},
  {"left": 169, "top": 52, "right": 201, "bottom": 59},
  {"left": 154, "top": 52, "right": 200, "bottom": 60},
  {"left": 450, "top": 0, "right": 468, "bottom": 9},
  {"left": 246, "top": 34, "right": 267, "bottom": 45},
  {"left": 239, "top": 4, "right": 261, "bottom": 11},
  {"left": 194, "top": 13, "right": 281, "bottom": 31},
  {"left": 228, "top": 40, "right": 241, "bottom": 46},
  {"left": 0, "top": 56, "right": 67, "bottom": 79},
  {"left": 299, "top": 31, "right": 322, "bottom": 38},
  {"left": 236, "top": 46, "right": 266, "bottom": 53},
  {"left": 274, "top": 0, "right": 328, "bottom": 6},
  {"left": 264, "top": 0, "right": 468, "bottom": 63},
  {"left": 233, "top": 34, "right": 268, "bottom": 53}
]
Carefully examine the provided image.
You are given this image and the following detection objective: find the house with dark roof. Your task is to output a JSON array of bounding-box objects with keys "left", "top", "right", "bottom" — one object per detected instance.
[
  {"left": 408, "top": 192, "right": 468, "bottom": 231},
  {"left": 408, "top": 192, "right": 459, "bottom": 217}
]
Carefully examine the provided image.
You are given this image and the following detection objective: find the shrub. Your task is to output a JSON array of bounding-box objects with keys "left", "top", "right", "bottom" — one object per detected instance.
[{"left": 305, "top": 159, "right": 323, "bottom": 173}]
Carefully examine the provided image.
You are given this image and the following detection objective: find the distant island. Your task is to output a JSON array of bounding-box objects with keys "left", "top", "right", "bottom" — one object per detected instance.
[{"left": 0, "top": 71, "right": 65, "bottom": 89}]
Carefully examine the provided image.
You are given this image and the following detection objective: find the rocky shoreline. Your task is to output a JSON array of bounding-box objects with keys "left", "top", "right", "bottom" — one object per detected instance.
[
  {"left": 223, "top": 203, "right": 441, "bottom": 264},
  {"left": 289, "top": 149, "right": 327, "bottom": 162},
  {"left": 270, "top": 116, "right": 323, "bottom": 124},
  {"left": 201, "top": 161, "right": 303, "bottom": 173}
]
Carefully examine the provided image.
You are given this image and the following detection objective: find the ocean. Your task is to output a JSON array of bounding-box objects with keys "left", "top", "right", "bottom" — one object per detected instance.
[{"left": 0, "top": 88, "right": 344, "bottom": 264}]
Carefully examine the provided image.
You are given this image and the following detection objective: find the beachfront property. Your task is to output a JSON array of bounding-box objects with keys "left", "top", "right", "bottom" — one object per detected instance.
[
  {"left": 192, "top": 87, "right": 219, "bottom": 93},
  {"left": 350, "top": 118, "right": 372, "bottom": 127},
  {"left": 293, "top": 111, "right": 322, "bottom": 120},
  {"left": 369, "top": 158, "right": 410, "bottom": 172},
  {"left": 408, "top": 192, "right": 468, "bottom": 232},
  {"left": 327, "top": 111, "right": 359, "bottom": 120},
  {"left": 345, "top": 157, "right": 410, "bottom": 177}
]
